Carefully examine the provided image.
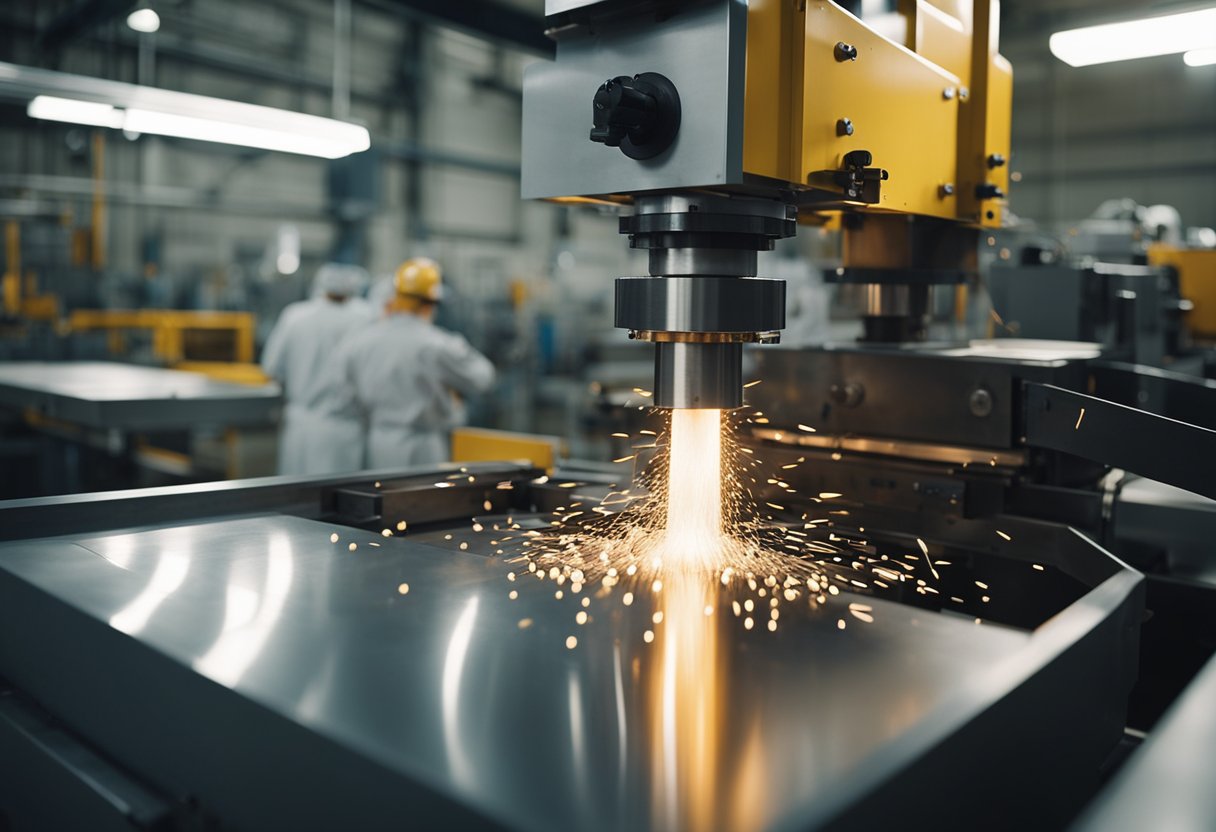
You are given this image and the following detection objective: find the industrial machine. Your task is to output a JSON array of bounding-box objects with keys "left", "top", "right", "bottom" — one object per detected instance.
[
  {"left": 521, "top": 0, "right": 1216, "bottom": 825},
  {"left": 523, "top": 0, "right": 1011, "bottom": 407},
  {"left": 0, "top": 3, "right": 1211, "bottom": 831}
]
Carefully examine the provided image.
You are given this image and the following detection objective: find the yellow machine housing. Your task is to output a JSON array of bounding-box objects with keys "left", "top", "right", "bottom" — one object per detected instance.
[
  {"left": 743, "top": 0, "right": 1011, "bottom": 228},
  {"left": 1149, "top": 245, "right": 1216, "bottom": 340}
]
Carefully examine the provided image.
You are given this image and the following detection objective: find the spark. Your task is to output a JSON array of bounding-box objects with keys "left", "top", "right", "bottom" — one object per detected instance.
[
  {"left": 397, "top": 583, "right": 409, "bottom": 595},
  {"left": 797, "top": 424, "right": 816, "bottom": 433},
  {"left": 743, "top": 379, "right": 762, "bottom": 388},
  {"left": 329, "top": 533, "right": 339, "bottom": 543},
  {"left": 397, "top": 520, "right": 407, "bottom": 531},
  {"left": 348, "top": 542, "right": 357, "bottom": 552},
  {"left": 381, "top": 529, "right": 392, "bottom": 537},
  {"left": 996, "top": 530, "right": 1012, "bottom": 541},
  {"left": 1075, "top": 407, "right": 1085, "bottom": 430},
  {"left": 643, "top": 630, "right": 655, "bottom": 643},
  {"left": 1032, "top": 564, "right": 1045, "bottom": 571},
  {"left": 916, "top": 537, "right": 940, "bottom": 581}
]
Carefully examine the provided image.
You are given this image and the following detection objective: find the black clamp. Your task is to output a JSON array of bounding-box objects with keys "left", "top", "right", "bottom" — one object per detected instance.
[{"left": 833, "top": 149, "right": 888, "bottom": 202}]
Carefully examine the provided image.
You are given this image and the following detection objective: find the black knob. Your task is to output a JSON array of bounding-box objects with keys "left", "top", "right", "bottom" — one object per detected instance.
[
  {"left": 590, "top": 77, "right": 654, "bottom": 147},
  {"left": 976, "top": 182, "right": 1005, "bottom": 200},
  {"left": 987, "top": 153, "right": 1006, "bottom": 168},
  {"left": 589, "top": 72, "right": 681, "bottom": 161}
]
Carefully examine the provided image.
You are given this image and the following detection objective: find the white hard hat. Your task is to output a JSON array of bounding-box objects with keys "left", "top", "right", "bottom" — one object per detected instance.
[{"left": 314, "top": 262, "right": 369, "bottom": 297}]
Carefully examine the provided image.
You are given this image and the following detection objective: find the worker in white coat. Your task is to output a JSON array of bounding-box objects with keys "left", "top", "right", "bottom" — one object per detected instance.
[
  {"left": 262, "top": 263, "right": 373, "bottom": 475},
  {"left": 332, "top": 258, "right": 495, "bottom": 467}
]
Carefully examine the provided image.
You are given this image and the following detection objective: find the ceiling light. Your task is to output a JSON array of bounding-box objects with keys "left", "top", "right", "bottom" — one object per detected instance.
[
  {"left": 27, "top": 96, "right": 124, "bottom": 129},
  {"left": 1049, "top": 7, "right": 1216, "bottom": 67},
  {"left": 1184, "top": 47, "right": 1216, "bottom": 67},
  {"left": 126, "top": 8, "right": 161, "bottom": 34},
  {"left": 8, "top": 62, "right": 369, "bottom": 159}
]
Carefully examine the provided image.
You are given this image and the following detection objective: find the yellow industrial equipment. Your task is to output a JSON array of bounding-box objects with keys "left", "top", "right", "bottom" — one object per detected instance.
[
  {"left": 66, "top": 309, "right": 256, "bottom": 365},
  {"left": 2, "top": 221, "right": 60, "bottom": 322},
  {"left": 522, "top": 0, "right": 1013, "bottom": 406},
  {"left": 452, "top": 427, "right": 563, "bottom": 472},
  {"left": 1148, "top": 244, "right": 1216, "bottom": 341}
]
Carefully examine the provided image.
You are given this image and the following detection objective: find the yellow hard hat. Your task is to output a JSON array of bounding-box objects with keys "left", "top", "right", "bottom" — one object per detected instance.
[{"left": 393, "top": 258, "right": 443, "bottom": 309}]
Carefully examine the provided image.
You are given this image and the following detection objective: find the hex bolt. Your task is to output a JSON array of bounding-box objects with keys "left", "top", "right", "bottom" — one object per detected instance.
[
  {"left": 987, "top": 153, "right": 1007, "bottom": 168},
  {"left": 942, "top": 87, "right": 956, "bottom": 100},
  {"left": 939, "top": 183, "right": 955, "bottom": 198},
  {"left": 836, "top": 117, "right": 854, "bottom": 137}
]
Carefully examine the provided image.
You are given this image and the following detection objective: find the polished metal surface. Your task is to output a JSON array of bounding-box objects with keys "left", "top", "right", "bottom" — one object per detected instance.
[
  {"left": 0, "top": 513, "right": 1045, "bottom": 831},
  {"left": 1071, "top": 652, "right": 1216, "bottom": 832},
  {"left": 750, "top": 427, "right": 1027, "bottom": 467},
  {"left": 862, "top": 284, "right": 929, "bottom": 317},
  {"left": 0, "top": 361, "right": 280, "bottom": 430},
  {"left": 521, "top": 1, "right": 747, "bottom": 198},
  {"left": 615, "top": 277, "right": 785, "bottom": 334},
  {"left": 649, "top": 247, "right": 757, "bottom": 277},
  {"left": 654, "top": 341, "right": 741, "bottom": 409},
  {"left": 631, "top": 193, "right": 791, "bottom": 220}
]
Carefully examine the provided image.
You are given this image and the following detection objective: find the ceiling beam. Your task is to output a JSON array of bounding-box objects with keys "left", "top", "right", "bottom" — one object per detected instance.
[
  {"left": 37, "top": 0, "right": 136, "bottom": 53},
  {"left": 360, "top": 0, "right": 554, "bottom": 57}
]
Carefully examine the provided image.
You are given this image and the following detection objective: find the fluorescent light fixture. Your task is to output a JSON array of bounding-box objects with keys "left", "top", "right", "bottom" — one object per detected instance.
[
  {"left": 28, "top": 95, "right": 124, "bottom": 129},
  {"left": 1184, "top": 47, "right": 1216, "bottom": 66},
  {"left": 1049, "top": 7, "right": 1216, "bottom": 67},
  {"left": 10, "top": 62, "right": 369, "bottom": 159},
  {"left": 126, "top": 8, "right": 160, "bottom": 33},
  {"left": 122, "top": 108, "right": 361, "bottom": 157}
]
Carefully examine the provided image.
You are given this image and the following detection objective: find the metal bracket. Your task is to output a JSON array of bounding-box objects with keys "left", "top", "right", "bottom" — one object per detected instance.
[{"left": 1023, "top": 382, "right": 1216, "bottom": 501}]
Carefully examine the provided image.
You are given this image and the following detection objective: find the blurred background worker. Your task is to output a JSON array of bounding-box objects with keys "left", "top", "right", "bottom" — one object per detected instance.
[
  {"left": 333, "top": 258, "right": 495, "bottom": 467},
  {"left": 262, "top": 262, "right": 373, "bottom": 475}
]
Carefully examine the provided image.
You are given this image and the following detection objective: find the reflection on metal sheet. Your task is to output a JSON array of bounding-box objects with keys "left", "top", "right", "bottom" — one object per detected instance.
[
  {"left": 109, "top": 540, "right": 191, "bottom": 635},
  {"left": 194, "top": 532, "right": 294, "bottom": 687},
  {"left": 442, "top": 594, "right": 481, "bottom": 792}
]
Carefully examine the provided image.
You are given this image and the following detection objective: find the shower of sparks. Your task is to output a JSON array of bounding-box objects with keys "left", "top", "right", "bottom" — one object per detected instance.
[{"left": 484, "top": 407, "right": 970, "bottom": 647}]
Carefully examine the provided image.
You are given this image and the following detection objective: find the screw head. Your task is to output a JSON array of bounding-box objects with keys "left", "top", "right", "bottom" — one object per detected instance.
[
  {"left": 836, "top": 117, "right": 854, "bottom": 137},
  {"left": 969, "top": 387, "right": 993, "bottom": 418},
  {"left": 943, "top": 87, "right": 956, "bottom": 100},
  {"left": 939, "top": 183, "right": 955, "bottom": 197}
]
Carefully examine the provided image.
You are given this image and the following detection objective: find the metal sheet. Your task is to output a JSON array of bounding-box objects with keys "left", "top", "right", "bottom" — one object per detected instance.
[
  {"left": 0, "top": 361, "right": 280, "bottom": 430},
  {"left": 1072, "top": 651, "right": 1216, "bottom": 832},
  {"left": 0, "top": 510, "right": 1140, "bottom": 831}
]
